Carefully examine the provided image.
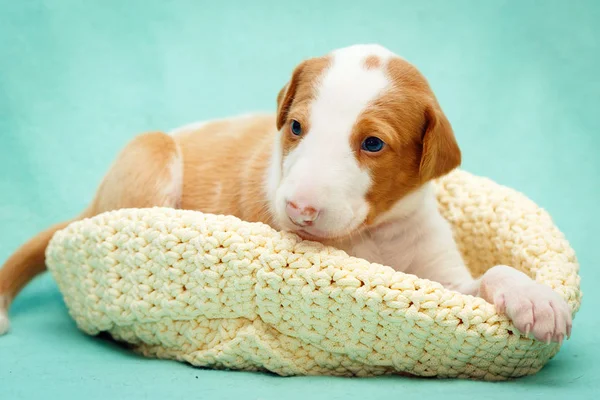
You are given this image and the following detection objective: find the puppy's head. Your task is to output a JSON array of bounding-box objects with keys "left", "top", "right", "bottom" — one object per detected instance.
[{"left": 267, "top": 44, "right": 460, "bottom": 240}]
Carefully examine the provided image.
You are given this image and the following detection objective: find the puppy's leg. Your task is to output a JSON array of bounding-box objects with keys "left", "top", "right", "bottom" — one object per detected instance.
[
  {"left": 88, "top": 132, "right": 183, "bottom": 212},
  {"left": 411, "top": 214, "right": 572, "bottom": 345},
  {"left": 453, "top": 265, "right": 572, "bottom": 344},
  {"left": 0, "top": 132, "right": 182, "bottom": 335}
]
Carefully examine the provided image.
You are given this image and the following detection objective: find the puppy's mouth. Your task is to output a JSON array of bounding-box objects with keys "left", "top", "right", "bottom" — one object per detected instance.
[{"left": 290, "top": 221, "right": 367, "bottom": 242}]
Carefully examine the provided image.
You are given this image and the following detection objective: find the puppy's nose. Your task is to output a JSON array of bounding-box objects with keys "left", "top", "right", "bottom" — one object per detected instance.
[{"left": 285, "top": 201, "right": 320, "bottom": 226}]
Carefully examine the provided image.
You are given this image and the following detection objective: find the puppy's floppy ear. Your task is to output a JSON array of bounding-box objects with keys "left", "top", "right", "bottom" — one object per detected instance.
[
  {"left": 276, "top": 61, "right": 306, "bottom": 130},
  {"left": 419, "top": 102, "right": 461, "bottom": 182},
  {"left": 276, "top": 83, "right": 288, "bottom": 115}
]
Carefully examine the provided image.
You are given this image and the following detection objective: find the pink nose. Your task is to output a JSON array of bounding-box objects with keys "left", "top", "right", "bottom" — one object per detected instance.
[{"left": 286, "top": 201, "right": 320, "bottom": 226}]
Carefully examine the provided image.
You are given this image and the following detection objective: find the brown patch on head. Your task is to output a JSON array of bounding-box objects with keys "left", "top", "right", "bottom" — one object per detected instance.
[
  {"left": 276, "top": 57, "right": 330, "bottom": 156},
  {"left": 364, "top": 55, "right": 381, "bottom": 70},
  {"left": 351, "top": 57, "right": 461, "bottom": 224}
]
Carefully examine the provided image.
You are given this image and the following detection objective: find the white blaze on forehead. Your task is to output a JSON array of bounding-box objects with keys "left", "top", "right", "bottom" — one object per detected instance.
[
  {"left": 286, "top": 44, "right": 395, "bottom": 181},
  {"left": 289, "top": 44, "right": 393, "bottom": 183},
  {"left": 274, "top": 44, "right": 396, "bottom": 235},
  {"left": 310, "top": 44, "right": 393, "bottom": 133}
]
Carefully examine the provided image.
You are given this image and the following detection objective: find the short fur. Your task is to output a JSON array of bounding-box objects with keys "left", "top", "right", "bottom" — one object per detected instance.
[{"left": 0, "top": 45, "right": 571, "bottom": 344}]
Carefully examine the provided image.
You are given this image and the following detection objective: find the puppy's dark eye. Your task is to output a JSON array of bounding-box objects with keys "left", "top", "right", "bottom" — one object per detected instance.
[
  {"left": 361, "top": 136, "right": 385, "bottom": 152},
  {"left": 290, "top": 120, "right": 302, "bottom": 136}
]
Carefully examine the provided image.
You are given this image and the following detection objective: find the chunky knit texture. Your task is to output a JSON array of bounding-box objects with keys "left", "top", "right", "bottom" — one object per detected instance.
[{"left": 45, "top": 170, "right": 581, "bottom": 380}]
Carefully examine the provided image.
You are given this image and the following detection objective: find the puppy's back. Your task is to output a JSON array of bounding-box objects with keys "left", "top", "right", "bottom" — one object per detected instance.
[{"left": 173, "top": 113, "right": 277, "bottom": 225}]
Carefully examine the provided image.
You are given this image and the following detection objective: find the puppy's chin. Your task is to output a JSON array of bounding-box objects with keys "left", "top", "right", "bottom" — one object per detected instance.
[{"left": 284, "top": 221, "right": 367, "bottom": 243}]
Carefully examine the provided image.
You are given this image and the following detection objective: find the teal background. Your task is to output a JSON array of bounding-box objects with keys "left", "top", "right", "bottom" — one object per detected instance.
[{"left": 1, "top": 0, "right": 598, "bottom": 399}]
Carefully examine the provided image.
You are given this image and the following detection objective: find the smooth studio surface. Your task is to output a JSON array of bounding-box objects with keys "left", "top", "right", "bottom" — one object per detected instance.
[{"left": 1, "top": 1, "right": 598, "bottom": 399}]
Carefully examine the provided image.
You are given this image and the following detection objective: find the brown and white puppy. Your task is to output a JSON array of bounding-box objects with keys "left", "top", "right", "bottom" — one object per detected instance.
[{"left": 0, "top": 44, "right": 571, "bottom": 344}]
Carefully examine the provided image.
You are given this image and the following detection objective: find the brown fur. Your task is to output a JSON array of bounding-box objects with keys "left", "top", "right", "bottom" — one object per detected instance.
[
  {"left": 364, "top": 55, "right": 381, "bottom": 70},
  {"left": 0, "top": 221, "right": 72, "bottom": 300},
  {"left": 276, "top": 57, "right": 330, "bottom": 156},
  {"left": 92, "top": 132, "right": 183, "bottom": 211},
  {"left": 0, "top": 120, "right": 282, "bottom": 307},
  {"left": 0, "top": 132, "right": 183, "bottom": 304},
  {"left": 175, "top": 115, "right": 277, "bottom": 226},
  {"left": 352, "top": 58, "right": 461, "bottom": 223}
]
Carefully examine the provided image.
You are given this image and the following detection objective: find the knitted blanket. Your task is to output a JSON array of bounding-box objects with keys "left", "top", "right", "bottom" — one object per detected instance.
[{"left": 45, "top": 170, "right": 582, "bottom": 380}]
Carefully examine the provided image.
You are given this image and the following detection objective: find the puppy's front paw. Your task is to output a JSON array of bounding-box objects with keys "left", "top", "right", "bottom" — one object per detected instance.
[{"left": 493, "top": 282, "right": 572, "bottom": 344}]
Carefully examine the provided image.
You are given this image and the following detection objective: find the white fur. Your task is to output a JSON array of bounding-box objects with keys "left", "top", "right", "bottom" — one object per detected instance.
[
  {"left": 265, "top": 127, "right": 283, "bottom": 219},
  {"left": 271, "top": 45, "right": 394, "bottom": 238},
  {"left": 162, "top": 146, "right": 183, "bottom": 209},
  {"left": 0, "top": 295, "right": 9, "bottom": 335}
]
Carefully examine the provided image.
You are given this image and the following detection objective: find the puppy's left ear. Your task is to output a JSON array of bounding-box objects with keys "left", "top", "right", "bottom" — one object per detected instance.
[
  {"left": 276, "top": 83, "right": 288, "bottom": 114},
  {"left": 419, "top": 103, "right": 461, "bottom": 182}
]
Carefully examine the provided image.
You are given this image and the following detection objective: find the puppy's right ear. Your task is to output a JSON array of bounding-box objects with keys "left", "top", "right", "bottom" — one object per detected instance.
[
  {"left": 419, "top": 102, "right": 461, "bottom": 182},
  {"left": 276, "top": 61, "right": 306, "bottom": 130}
]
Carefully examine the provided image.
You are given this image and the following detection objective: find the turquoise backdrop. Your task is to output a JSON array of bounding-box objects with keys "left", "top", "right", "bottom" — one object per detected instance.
[{"left": 1, "top": 1, "right": 598, "bottom": 399}]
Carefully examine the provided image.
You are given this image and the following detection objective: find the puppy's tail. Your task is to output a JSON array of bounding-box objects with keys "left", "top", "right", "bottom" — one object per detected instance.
[{"left": 0, "top": 218, "right": 78, "bottom": 335}]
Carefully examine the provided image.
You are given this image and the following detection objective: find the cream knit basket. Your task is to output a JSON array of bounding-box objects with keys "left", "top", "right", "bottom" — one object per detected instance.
[{"left": 45, "top": 169, "right": 581, "bottom": 380}]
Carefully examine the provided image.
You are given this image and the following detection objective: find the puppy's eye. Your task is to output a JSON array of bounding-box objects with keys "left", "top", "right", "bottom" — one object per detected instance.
[
  {"left": 361, "top": 136, "right": 385, "bottom": 152},
  {"left": 290, "top": 120, "right": 302, "bottom": 136}
]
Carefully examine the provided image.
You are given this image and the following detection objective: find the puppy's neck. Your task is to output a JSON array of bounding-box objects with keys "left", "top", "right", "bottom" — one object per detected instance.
[
  {"left": 324, "top": 183, "right": 439, "bottom": 262},
  {"left": 371, "top": 183, "right": 435, "bottom": 224}
]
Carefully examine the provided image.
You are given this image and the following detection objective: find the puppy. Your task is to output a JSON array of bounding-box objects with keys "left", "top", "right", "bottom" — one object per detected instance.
[{"left": 0, "top": 44, "right": 571, "bottom": 344}]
